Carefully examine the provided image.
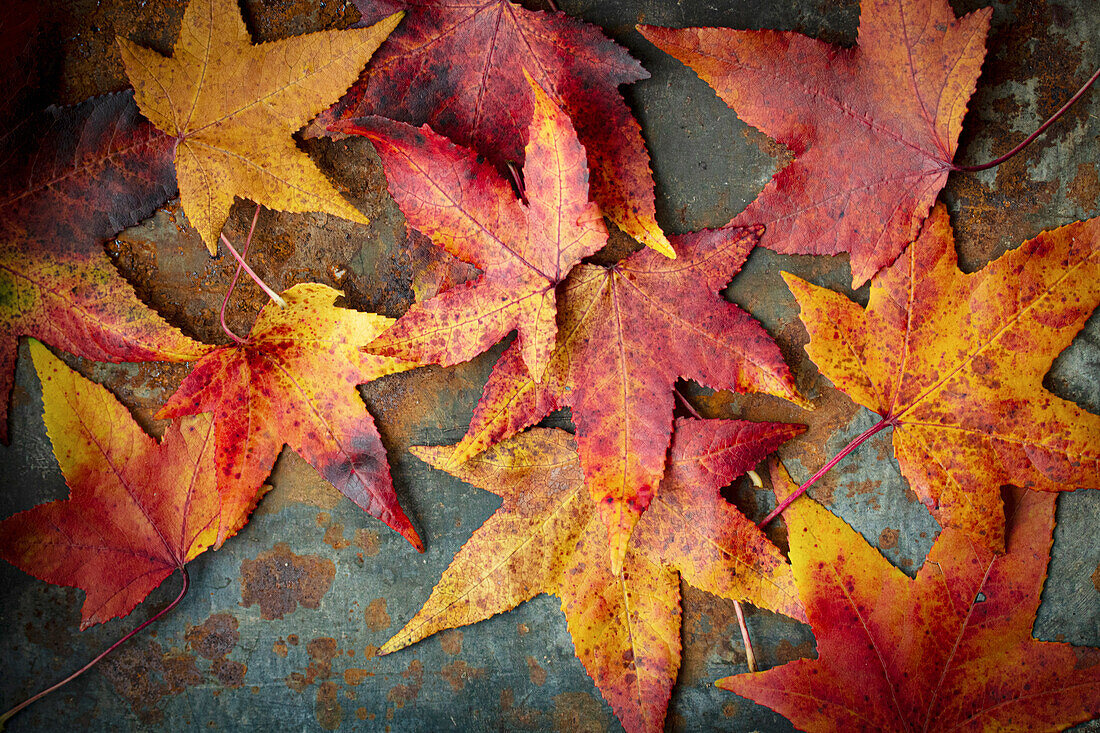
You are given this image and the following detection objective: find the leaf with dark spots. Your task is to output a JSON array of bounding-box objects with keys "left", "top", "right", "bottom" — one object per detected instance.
[
  {"left": 640, "top": 0, "right": 991, "bottom": 286},
  {"left": 158, "top": 284, "right": 423, "bottom": 549},
  {"left": 319, "top": 0, "right": 672, "bottom": 256},
  {"left": 0, "top": 341, "right": 219, "bottom": 628},
  {"left": 386, "top": 419, "right": 805, "bottom": 733},
  {"left": 720, "top": 462, "right": 1100, "bottom": 731},
  {"left": 443, "top": 225, "right": 807, "bottom": 571},
  {"left": 784, "top": 205, "right": 1100, "bottom": 552},
  {"left": 336, "top": 77, "right": 608, "bottom": 381}
]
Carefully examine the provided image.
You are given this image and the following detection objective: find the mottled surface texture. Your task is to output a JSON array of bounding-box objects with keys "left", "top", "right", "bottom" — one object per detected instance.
[{"left": 0, "top": 0, "right": 1098, "bottom": 730}]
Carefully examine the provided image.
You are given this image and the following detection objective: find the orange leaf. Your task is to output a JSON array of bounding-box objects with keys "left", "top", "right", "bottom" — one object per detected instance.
[
  {"left": 320, "top": 0, "right": 672, "bottom": 256},
  {"left": 118, "top": 0, "right": 401, "bottom": 253},
  {"left": 640, "top": 0, "right": 991, "bottom": 287},
  {"left": 388, "top": 419, "right": 805, "bottom": 733},
  {"left": 0, "top": 341, "right": 219, "bottom": 629},
  {"left": 443, "top": 225, "right": 807, "bottom": 571},
  {"left": 157, "top": 284, "right": 422, "bottom": 549},
  {"left": 719, "top": 462, "right": 1100, "bottom": 732},
  {"left": 784, "top": 204, "right": 1099, "bottom": 552},
  {"left": 336, "top": 77, "right": 608, "bottom": 381}
]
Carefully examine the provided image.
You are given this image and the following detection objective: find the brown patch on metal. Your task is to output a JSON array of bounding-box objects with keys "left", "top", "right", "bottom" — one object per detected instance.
[
  {"left": 355, "top": 528, "right": 381, "bottom": 557},
  {"left": 1093, "top": 561, "right": 1100, "bottom": 593},
  {"left": 878, "top": 527, "right": 900, "bottom": 550},
  {"left": 285, "top": 636, "right": 340, "bottom": 694},
  {"left": 1068, "top": 163, "right": 1100, "bottom": 210},
  {"left": 439, "top": 629, "right": 463, "bottom": 656},
  {"left": 500, "top": 686, "right": 543, "bottom": 728},
  {"left": 239, "top": 542, "right": 336, "bottom": 620},
  {"left": 386, "top": 659, "right": 424, "bottom": 708},
  {"left": 365, "top": 597, "right": 391, "bottom": 632},
  {"left": 775, "top": 638, "right": 815, "bottom": 664},
  {"left": 213, "top": 658, "right": 247, "bottom": 688},
  {"left": 323, "top": 522, "right": 351, "bottom": 550},
  {"left": 441, "top": 659, "right": 487, "bottom": 692},
  {"left": 363, "top": 644, "right": 380, "bottom": 660},
  {"left": 552, "top": 691, "right": 610, "bottom": 732},
  {"left": 526, "top": 656, "right": 548, "bottom": 686},
  {"left": 273, "top": 638, "right": 289, "bottom": 657},
  {"left": 185, "top": 613, "right": 239, "bottom": 660},
  {"left": 344, "top": 668, "right": 373, "bottom": 686},
  {"left": 355, "top": 706, "right": 372, "bottom": 720},
  {"left": 517, "top": 623, "right": 530, "bottom": 636},
  {"left": 740, "top": 126, "right": 794, "bottom": 170},
  {"left": 315, "top": 680, "right": 344, "bottom": 731},
  {"left": 723, "top": 701, "right": 740, "bottom": 718},
  {"left": 679, "top": 586, "right": 738, "bottom": 685},
  {"left": 255, "top": 452, "right": 344, "bottom": 516},
  {"left": 100, "top": 641, "right": 202, "bottom": 725}
]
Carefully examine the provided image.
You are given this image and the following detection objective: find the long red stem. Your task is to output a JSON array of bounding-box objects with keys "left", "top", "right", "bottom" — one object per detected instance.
[
  {"left": 759, "top": 416, "right": 894, "bottom": 528},
  {"left": 219, "top": 232, "right": 286, "bottom": 309},
  {"left": 0, "top": 568, "right": 190, "bottom": 728},
  {"left": 953, "top": 66, "right": 1100, "bottom": 173},
  {"left": 219, "top": 204, "right": 262, "bottom": 344}
]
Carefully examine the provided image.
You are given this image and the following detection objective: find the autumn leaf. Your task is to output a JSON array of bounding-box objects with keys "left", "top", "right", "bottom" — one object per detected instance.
[
  {"left": 783, "top": 204, "right": 1099, "bottom": 552},
  {"left": 157, "top": 283, "right": 422, "bottom": 549},
  {"left": 719, "top": 461, "right": 1100, "bottom": 731},
  {"left": 117, "top": 0, "right": 402, "bottom": 254},
  {"left": 639, "top": 0, "right": 991, "bottom": 287},
  {"left": 0, "top": 340, "right": 222, "bottom": 629},
  {"left": 0, "top": 91, "right": 208, "bottom": 443},
  {"left": 389, "top": 419, "right": 806, "bottom": 733},
  {"left": 441, "top": 225, "right": 807, "bottom": 571},
  {"left": 333, "top": 76, "right": 608, "bottom": 381},
  {"left": 318, "top": 0, "right": 673, "bottom": 257}
]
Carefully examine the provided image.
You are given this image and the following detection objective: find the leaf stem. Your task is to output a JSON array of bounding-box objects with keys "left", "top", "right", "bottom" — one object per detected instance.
[
  {"left": 219, "top": 203, "right": 263, "bottom": 344},
  {"left": 673, "top": 386, "right": 703, "bottom": 420},
  {"left": 758, "top": 415, "right": 895, "bottom": 528},
  {"left": 505, "top": 161, "right": 529, "bottom": 205},
  {"left": 733, "top": 601, "right": 757, "bottom": 673},
  {"left": 0, "top": 568, "right": 190, "bottom": 729},
  {"left": 953, "top": 66, "right": 1100, "bottom": 173},
  {"left": 219, "top": 230, "right": 286, "bottom": 310}
]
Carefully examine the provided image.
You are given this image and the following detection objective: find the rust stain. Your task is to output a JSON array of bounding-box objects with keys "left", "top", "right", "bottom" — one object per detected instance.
[
  {"left": 439, "top": 629, "right": 463, "bottom": 656},
  {"left": 500, "top": 687, "right": 543, "bottom": 728},
  {"left": 517, "top": 623, "right": 530, "bottom": 636},
  {"left": 526, "top": 656, "right": 547, "bottom": 686},
  {"left": 878, "top": 527, "right": 900, "bottom": 550},
  {"left": 1069, "top": 162, "right": 1100, "bottom": 210},
  {"left": 273, "top": 638, "right": 289, "bottom": 657},
  {"left": 355, "top": 527, "right": 381, "bottom": 557},
  {"left": 213, "top": 658, "right": 247, "bottom": 688},
  {"left": 344, "top": 668, "right": 374, "bottom": 686},
  {"left": 185, "top": 613, "right": 239, "bottom": 660},
  {"left": 441, "top": 659, "right": 486, "bottom": 692},
  {"left": 364, "top": 644, "right": 380, "bottom": 660},
  {"left": 100, "top": 641, "right": 202, "bottom": 725},
  {"left": 1092, "top": 561, "right": 1100, "bottom": 594},
  {"left": 552, "top": 691, "right": 609, "bottom": 733},
  {"left": 316, "top": 680, "right": 344, "bottom": 731},
  {"left": 239, "top": 542, "right": 336, "bottom": 620},
  {"left": 386, "top": 659, "right": 424, "bottom": 708},
  {"left": 323, "top": 522, "right": 351, "bottom": 550},
  {"left": 775, "top": 638, "right": 815, "bottom": 665},
  {"left": 255, "top": 452, "right": 344, "bottom": 516},
  {"left": 365, "top": 597, "right": 392, "bottom": 632},
  {"left": 722, "top": 701, "right": 740, "bottom": 718}
]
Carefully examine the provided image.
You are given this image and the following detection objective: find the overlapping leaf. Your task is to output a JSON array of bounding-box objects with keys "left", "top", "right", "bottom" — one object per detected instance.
[
  {"left": 784, "top": 204, "right": 1099, "bottom": 552},
  {"left": 390, "top": 419, "right": 805, "bottom": 733},
  {"left": 443, "top": 225, "right": 807, "bottom": 571},
  {"left": 335, "top": 78, "right": 608, "bottom": 381},
  {"left": 118, "top": 0, "right": 401, "bottom": 253},
  {"left": 157, "top": 284, "right": 421, "bottom": 549},
  {"left": 640, "top": 0, "right": 991, "bottom": 286},
  {"left": 318, "top": 0, "right": 673, "bottom": 256},
  {"left": 0, "top": 341, "right": 224, "bottom": 628},
  {"left": 0, "top": 91, "right": 207, "bottom": 443},
  {"left": 719, "top": 462, "right": 1100, "bottom": 731}
]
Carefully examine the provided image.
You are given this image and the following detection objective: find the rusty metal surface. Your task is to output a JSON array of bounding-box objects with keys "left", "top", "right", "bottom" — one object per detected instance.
[{"left": 1, "top": 0, "right": 1098, "bottom": 730}]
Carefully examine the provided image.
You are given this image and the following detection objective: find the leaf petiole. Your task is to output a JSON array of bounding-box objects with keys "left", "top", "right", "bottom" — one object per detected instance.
[
  {"left": 0, "top": 568, "right": 190, "bottom": 730},
  {"left": 953, "top": 66, "right": 1099, "bottom": 173},
  {"left": 219, "top": 203, "right": 263, "bottom": 344},
  {"left": 219, "top": 227, "right": 286, "bottom": 310}
]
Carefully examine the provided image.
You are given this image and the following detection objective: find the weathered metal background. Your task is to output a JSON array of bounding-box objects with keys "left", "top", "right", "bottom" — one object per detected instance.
[{"left": 1, "top": 0, "right": 1097, "bottom": 730}]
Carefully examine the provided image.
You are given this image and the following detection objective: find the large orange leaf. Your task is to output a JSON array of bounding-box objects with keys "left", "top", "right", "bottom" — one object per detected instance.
[
  {"left": 117, "top": 0, "right": 401, "bottom": 253},
  {"left": 157, "top": 283, "right": 422, "bottom": 549},
  {"left": 440, "top": 225, "right": 807, "bottom": 571},
  {"left": 639, "top": 0, "right": 991, "bottom": 287},
  {"left": 388, "top": 419, "right": 805, "bottom": 733},
  {"left": 784, "top": 204, "right": 1099, "bottom": 552},
  {"left": 333, "top": 78, "right": 608, "bottom": 382},
  {"left": 318, "top": 0, "right": 672, "bottom": 256},
  {"left": 0, "top": 341, "right": 222, "bottom": 629},
  {"left": 0, "top": 91, "right": 208, "bottom": 443},
  {"left": 719, "top": 462, "right": 1100, "bottom": 731}
]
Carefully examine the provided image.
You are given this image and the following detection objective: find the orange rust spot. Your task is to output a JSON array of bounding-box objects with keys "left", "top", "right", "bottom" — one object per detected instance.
[{"left": 365, "top": 598, "right": 391, "bottom": 632}]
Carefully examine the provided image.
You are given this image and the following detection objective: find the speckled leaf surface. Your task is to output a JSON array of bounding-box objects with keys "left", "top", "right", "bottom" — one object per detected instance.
[
  {"left": 719, "top": 462, "right": 1100, "bottom": 732},
  {"left": 336, "top": 79, "right": 608, "bottom": 381},
  {"left": 320, "top": 0, "right": 672, "bottom": 256},
  {"left": 445, "top": 225, "right": 806, "bottom": 570},
  {"left": 157, "top": 283, "right": 421, "bottom": 549},
  {"left": 118, "top": 0, "right": 400, "bottom": 253},
  {"left": 785, "top": 204, "right": 1100, "bottom": 552},
  {"left": 640, "top": 0, "right": 991, "bottom": 286},
  {"left": 389, "top": 419, "right": 805, "bottom": 733},
  {"left": 0, "top": 341, "right": 219, "bottom": 629}
]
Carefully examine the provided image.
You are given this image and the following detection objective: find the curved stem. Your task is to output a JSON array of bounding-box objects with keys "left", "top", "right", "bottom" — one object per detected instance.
[
  {"left": 953, "top": 66, "right": 1099, "bottom": 173},
  {"left": 734, "top": 601, "right": 757, "bottom": 673},
  {"left": 505, "top": 161, "right": 528, "bottom": 205},
  {"left": 673, "top": 386, "right": 703, "bottom": 420},
  {"left": 219, "top": 232, "right": 286, "bottom": 309},
  {"left": 219, "top": 204, "right": 262, "bottom": 344},
  {"left": 0, "top": 568, "right": 190, "bottom": 728},
  {"left": 758, "top": 416, "right": 894, "bottom": 528}
]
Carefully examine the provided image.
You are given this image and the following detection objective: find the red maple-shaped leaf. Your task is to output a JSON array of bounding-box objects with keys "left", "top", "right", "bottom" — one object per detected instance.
[
  {"left": 334, "top": 78, "right": 608, "bottom": 381},
  {"left": 441, "top": 225, "right": 807, "bottom": 571},
  {"left": 639, "top": 0, "right": 991, "bottom": 286},
  {"left": 719, "top": 462, "right": 1100, "bottom": 732},
  {"left": 0, "top": 341, "right": 222, "bottom": 629},
  {"left": 319, "top": 0, "right": 673, "bottom": 256},
  {"left": 0, "top": 91, "right": 206, "bottom": 442},
  {"left": 158, "top": 284, "right": 422, "bottom": 549}
]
